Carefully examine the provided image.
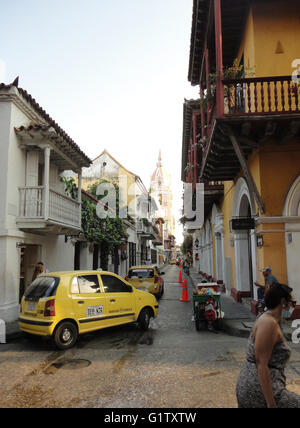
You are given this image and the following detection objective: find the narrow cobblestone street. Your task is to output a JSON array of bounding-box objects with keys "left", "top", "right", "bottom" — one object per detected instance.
[{"left": 1, "top": 266, "right": 300, "bottom": 408}]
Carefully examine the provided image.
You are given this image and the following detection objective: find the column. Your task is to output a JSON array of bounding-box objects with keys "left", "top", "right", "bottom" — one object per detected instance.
[
  {"left": 43, "top": 145, "right": 51, "bottom": 220},
  {"left": 205, "top": 48, "right": 212, "bottom": 125},
  {"left": 214, "top": 0, "right": 224, "bottom": 116},
  {"left": 77, "top": 171, "right": 82, "bottom": 228}
]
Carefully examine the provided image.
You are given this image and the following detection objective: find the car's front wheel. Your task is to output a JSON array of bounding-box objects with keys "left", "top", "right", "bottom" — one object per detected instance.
[
  {"left": 138, "top": 308, "right": 152, "bottom": 331},
  {"left": 53, "top": 321, "right": 78, "bottom": 350}
]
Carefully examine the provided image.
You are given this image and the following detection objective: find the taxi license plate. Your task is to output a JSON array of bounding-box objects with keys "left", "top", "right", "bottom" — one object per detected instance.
[{"left": 27, "top": 302, "right": 36, "bottom": 312}]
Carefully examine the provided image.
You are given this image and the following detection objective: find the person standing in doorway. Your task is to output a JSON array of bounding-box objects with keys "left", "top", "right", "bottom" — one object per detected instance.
[
  {"left": 32, "top": 263, "right": 43, "bottom": 282},
  {"left": 32, "top": 261, "right": 49, "bottom": 281},
  {"left": 37, "top": 261, "right": 49, "bottom": 274}
]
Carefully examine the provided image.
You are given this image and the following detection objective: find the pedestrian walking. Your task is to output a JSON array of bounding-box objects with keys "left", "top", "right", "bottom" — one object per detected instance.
[
  {"left": 183, "top": 258, "right": 190, "bottom": 276},
  {"left": 236, "top": 283, "right": 300, "bottom": 408}
]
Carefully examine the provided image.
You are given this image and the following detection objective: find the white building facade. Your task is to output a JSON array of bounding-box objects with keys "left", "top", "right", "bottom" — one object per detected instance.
[
  {"left": 81, "top": 150, "right": 159, "bottom": 273},
  {"left": 0, "top": 82, "right": 91, "bottom": 322}
]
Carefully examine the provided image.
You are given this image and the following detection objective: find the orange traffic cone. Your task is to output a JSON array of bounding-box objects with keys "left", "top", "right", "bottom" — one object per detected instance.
[
  {"left": 180, "top": 279, "right": 190, "bottom": 302},
  {"left": 178, "top": 268, "right": 183, "bottom": 284}
]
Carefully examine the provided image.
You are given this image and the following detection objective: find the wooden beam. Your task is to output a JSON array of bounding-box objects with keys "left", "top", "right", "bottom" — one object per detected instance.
[
  {"left": 213, "top": 142, "right": 252, "bottom": 152},
  {"left": 221, "top": 125, "right": 265, "bottom": 214},
  {"left": 238, "top": 136, "right": 260, "bottom": 148}
]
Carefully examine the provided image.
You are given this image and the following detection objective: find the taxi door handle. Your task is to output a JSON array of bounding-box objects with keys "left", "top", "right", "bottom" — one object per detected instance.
[
  {"left": 110, "top": 299, "right": 116, "bottom": 303},
  {"left": 77, "top": 301, "right": 85, "bottom": 304}
]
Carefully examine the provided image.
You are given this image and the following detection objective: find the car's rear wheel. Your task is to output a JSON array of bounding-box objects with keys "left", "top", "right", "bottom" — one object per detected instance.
[
  {"left": 53, "top": 321, "right": 78, "bottom": 350},
  {"left": 138, "top": 308, "right": 151, "bottom": 331}
]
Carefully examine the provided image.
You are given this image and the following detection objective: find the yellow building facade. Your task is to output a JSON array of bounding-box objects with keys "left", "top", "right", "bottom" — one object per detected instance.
[{"left": 185, "top": 0, "right": 300, "bottom": 317}]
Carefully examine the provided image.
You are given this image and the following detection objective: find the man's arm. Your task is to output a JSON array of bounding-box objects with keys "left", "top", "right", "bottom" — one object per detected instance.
[{"left": 254, "top": 281, "right": 265, "bottom": 288}]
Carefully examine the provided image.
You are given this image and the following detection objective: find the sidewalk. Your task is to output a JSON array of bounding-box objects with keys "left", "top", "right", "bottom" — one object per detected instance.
[{"left": 188, "top": 267, "right": 293, "bottom": 341}]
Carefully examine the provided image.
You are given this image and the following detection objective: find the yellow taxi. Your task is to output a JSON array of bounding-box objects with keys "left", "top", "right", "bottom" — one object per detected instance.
[
  {"left": 170, "top": 259, "right": 177, "bottom": 265},
  {"left": 125, "top": 265, "right": 165, "bottom": 299},
  {"left": 18, "top": 270, "right": 158, "bottom": 350}
]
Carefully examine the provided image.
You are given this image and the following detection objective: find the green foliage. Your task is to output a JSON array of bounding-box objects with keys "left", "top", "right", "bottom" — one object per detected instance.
[
  {"left": 62, "top": 177, "right": 127, "bottom": 271},
  {"left": 81, "top": 199, "right": 126, "bottom": 246},
  {"left": 197, "top": 59, "right": 256, "bottom": 112},
  {"left": 81, "top": 199, "right": 127, "bottom": 271},
  {"left": 209, "top": 59, "right": 255, "bottom": 84},
  {"left": 61, "top": 176, "right": 78, "bottom": 199},
  {"left": 181, "top": 235, "right": 193, "bottom": 256},
  {"left": 142, "top": 218, "right": 151, "bottom": 227}
]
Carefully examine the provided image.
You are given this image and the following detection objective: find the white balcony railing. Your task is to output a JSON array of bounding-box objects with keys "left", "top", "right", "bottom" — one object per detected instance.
[
  {"left": 48, "top": 188, "right": 80, "bottom": 228},
  {"left": 136, "top": 219, "right": 148, "bottom": 234},
  {"left": 18, "top": 186, "right": 44, "bottom": 218},
  {"left": 136, "top": 220, "right": 157, "bottom": 239},
  {"left": 18, "top": 186, "right": 81, "bottom": 230}
]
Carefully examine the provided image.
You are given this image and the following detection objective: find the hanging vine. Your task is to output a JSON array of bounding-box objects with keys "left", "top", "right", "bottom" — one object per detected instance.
[{"left": 62, "top": 177, "right": 127, "bottom": 270}]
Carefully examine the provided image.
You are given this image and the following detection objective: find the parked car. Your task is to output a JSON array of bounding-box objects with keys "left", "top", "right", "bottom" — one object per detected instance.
[
  {"left": 170, "top": 259, "right": 177, "bottom": 265},
  {"left": 19, "top": 270, "right": 158, "bottom": 350},
  {"left": 125, "top": 265, "right": 165, "bottom": 299}
]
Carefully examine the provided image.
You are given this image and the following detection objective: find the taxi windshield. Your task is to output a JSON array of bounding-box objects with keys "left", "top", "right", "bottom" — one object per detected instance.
[
  {"left": 128, "top": 269, "right": 154, "bottom": 279},
  {"left": 24, "top": 276, "right": 60, "bottom": 301}
]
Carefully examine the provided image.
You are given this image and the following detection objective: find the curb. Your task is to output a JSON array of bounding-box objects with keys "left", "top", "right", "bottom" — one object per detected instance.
[{"left": 218, "top": 319, "right": 252, "bottom": 339}]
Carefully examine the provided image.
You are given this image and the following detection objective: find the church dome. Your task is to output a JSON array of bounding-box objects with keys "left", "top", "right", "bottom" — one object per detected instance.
[{"left": 151, "top": 151, "right": 171, "bottom": 186}]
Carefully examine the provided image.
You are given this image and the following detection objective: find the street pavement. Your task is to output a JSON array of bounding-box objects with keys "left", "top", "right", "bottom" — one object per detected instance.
[{"left": 1, "top": 264, "right": 300, "bottom": 408}]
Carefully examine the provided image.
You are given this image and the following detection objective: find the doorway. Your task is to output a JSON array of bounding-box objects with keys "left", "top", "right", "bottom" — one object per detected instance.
[
  {"left": 283, "top": 174, "right": 300, "bottom": 303},
  {"left": 233, "top": 178, "right": 257, "bottom": 299},
  {"left": 235, "top": 194, "right": 254, "bottom": 297},
  {"left": 93, "top": 244, "right": 100, "bottom": 270},
  {"left": 74, "top": 241, "right": 81, "bottom": 270},
  {"left": 19, "top": 245, "right": 41, "bottom": 300}
]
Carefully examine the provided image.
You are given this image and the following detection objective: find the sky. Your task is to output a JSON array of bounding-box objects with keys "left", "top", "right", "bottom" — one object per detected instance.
[{"left": 0, "top": 0, "right": 199, "bottom": 243}]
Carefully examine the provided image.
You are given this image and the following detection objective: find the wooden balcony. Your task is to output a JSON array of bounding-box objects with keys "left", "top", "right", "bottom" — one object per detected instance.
[
  {"left": 223, "top": 75, "right": 300, "bottom": 116},
  {"left": 200, "top": 75, "right": 300, "bottom": 181},
  {"left": 17, "top": 186, "right": 81, "bottom": 234}
]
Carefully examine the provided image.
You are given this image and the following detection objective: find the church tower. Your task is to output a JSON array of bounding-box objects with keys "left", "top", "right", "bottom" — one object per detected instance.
[{"left": 150, "top": 151, "right": 176, "bottom": 261}]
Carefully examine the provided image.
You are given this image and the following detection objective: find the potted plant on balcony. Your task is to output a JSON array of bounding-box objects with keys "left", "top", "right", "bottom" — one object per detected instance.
[
  {"left": 142, "top": 218, "right": 151, "bottom": 227},
  {"left": 184, "top": 163, "right": 194, "bottom": 173},
  {"left": 199, "top": 90, "right": 216, "bottom": 112},
  {"left": 208, "top": 59, "right": 255, "bottom": 113}
]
